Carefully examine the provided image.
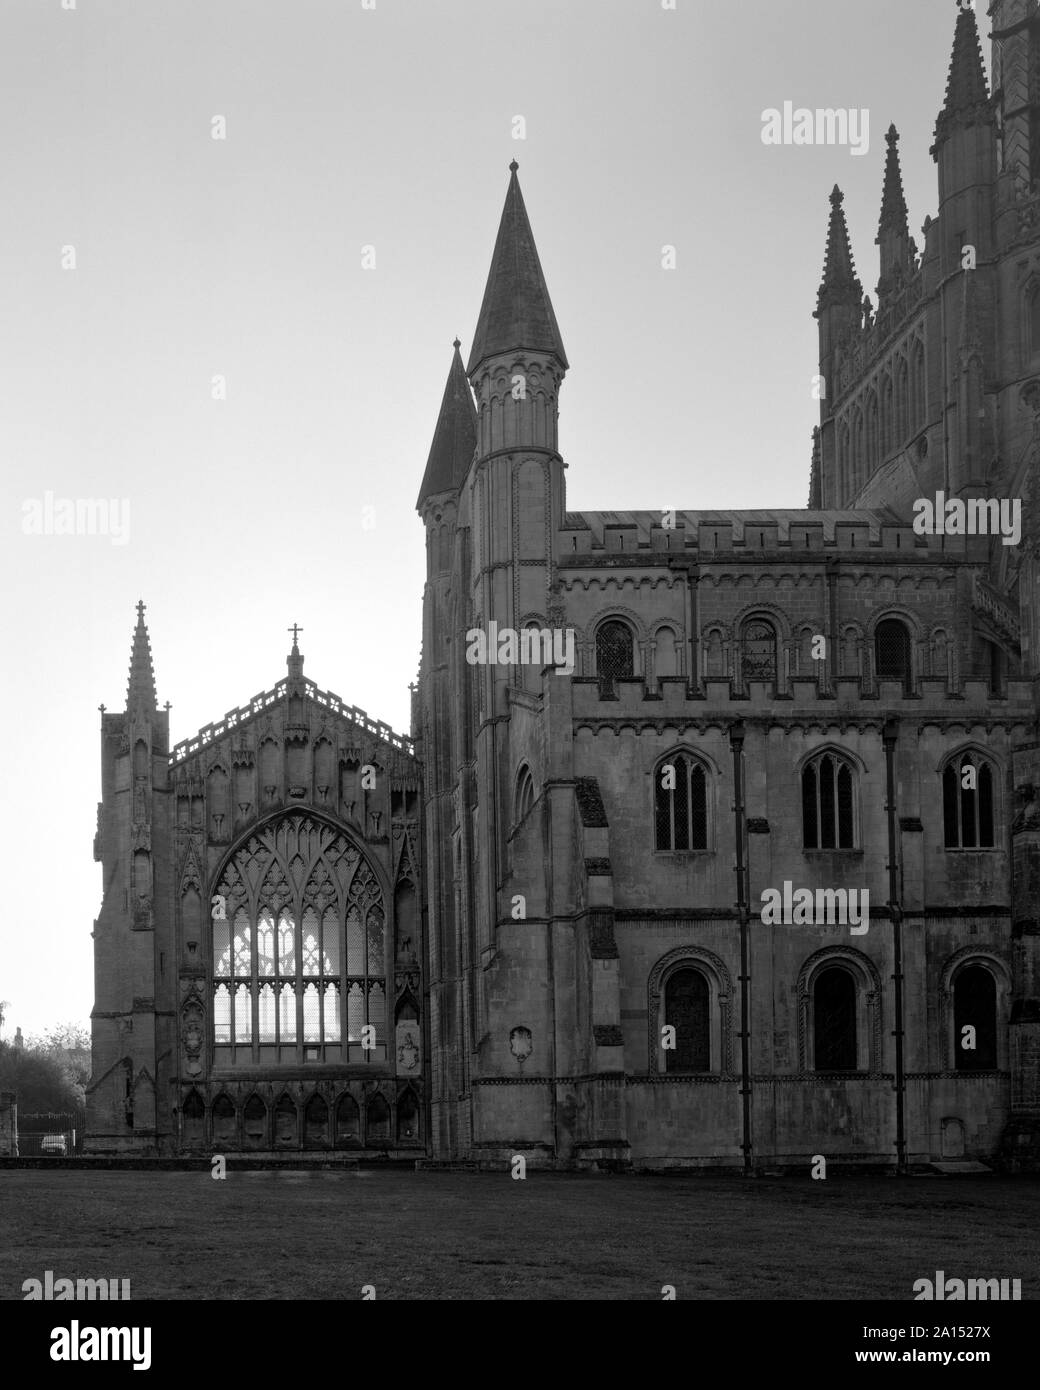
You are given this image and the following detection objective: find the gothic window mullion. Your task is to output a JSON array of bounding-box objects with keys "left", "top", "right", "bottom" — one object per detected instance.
[
  {"left": 294, "top": 895, "right": 304, "bottom": 1061},
  {"left": 251, "top": 922, "right": 259, "bottom": 1063}
]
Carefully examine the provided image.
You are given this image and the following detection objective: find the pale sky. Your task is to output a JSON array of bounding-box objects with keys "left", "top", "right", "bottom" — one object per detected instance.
[{"left": 0, "top": 0, "right": 983, "bottom": 1037}]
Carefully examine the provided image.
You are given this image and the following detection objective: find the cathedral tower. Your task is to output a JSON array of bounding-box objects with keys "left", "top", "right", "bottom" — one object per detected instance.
[{"left": 87, "top": 603, "right": 170, "bottom": 1150}]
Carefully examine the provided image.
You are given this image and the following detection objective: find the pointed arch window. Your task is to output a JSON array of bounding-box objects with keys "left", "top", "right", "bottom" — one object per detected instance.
[
  {"left": 942, "top": 754, "right": 996, "bottom": 849},
  {"left": 655, "top": 752, "right": 709, "bottom": 851},
  {"left": 212, "top": 815, "right": 387, "bottom": 1065},
  {"left": 802, "top": 752, "right": 856, "bottom": 849},
  {"left": 874, "top": 618, "right": 912, "bottom": 690},
  {"left": 596, "top": 619, "right": 635, "bottom": 698},
  {"left": 515, "top": 765, "right": 535, "bottom": 824},
  {"left": 741, "top": 618, "right": 777, "bottom": 684}
]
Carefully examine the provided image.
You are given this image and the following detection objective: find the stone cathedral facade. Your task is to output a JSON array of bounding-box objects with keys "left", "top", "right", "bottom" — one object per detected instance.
[{"left": 89, "top": 3, "right": 1040, "bottom": 1169}]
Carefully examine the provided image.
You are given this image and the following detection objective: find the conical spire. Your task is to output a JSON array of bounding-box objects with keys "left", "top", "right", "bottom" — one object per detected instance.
[
  {"left": 467, "top": 162, "right": 568, "bottom": 375},
  {"left": 416, "top": 339, "right": 478, "bottom": 507},
  {"left": 932, "top": 5, "right": 991, "bottom": 152},
  {"left": 126, "top": 600, "right": 157, "bottom": 713},
  {"left": 816, "top": 186, "right": 863, "bottom": 313},
  {"left": 877, "top": 125, "right": 909, "bottom": 243}
]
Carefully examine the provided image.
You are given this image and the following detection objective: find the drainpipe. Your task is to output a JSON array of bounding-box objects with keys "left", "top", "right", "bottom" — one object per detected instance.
[
  {"left": 883, "top": 717, "right": 907, "bottom": 1174},
  {"left": 730, "top": 720, "right": 753, "bottom": 1175}
]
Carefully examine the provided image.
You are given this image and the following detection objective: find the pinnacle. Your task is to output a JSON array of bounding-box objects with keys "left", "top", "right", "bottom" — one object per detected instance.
[
  {"left": 467, "top": 165, "right": 568, "bottom": 375},
  {"left": 416, "top": 340, "right": 477, "bottom": 507},
  {"left": 126, "top": 600, "right": 158, "bottom": 714},
  {"left": 817, "top": 184, "right": 863, "bottom": 314},
  {"left": 877, "top": 124, "right": 909, "bottom": 243},
  {"left": 932, "top": 4, "right": 991, "bottom": 152}
]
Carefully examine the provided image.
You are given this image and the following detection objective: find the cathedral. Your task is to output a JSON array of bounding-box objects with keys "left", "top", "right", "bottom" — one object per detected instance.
[{"left": 88, "top": 2, "right": 1040, "bottom": 1170}]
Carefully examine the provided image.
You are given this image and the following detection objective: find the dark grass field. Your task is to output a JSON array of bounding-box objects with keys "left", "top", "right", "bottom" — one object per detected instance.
[{"left": 3, "top": 1168, "right": 1039, "bottom": 1300}]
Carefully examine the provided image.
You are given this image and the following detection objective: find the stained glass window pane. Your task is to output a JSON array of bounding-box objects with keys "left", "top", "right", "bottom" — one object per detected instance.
[
  {"left": 367, "top": 910, "right": 384, "bottom": 976},
  {"left": 259, "top": 983, "right": 277, "bottom": 1042},
  {"left": 214, "top": 984, "right": 231, "bottom": 1043},
  {"left": 323, "top": 907, "right": 340, "bottom": 974},
  {"left": 303, "top": 983, "right": 320, "bottom": 1041},
  {"left": 802, "top": 764, "right": 818, "bottom": 849},
  {"left": 234, "top": 983, "right": 252, "bottom": 1042},
  {"left": 672, "top": 756, "right": 690, "bottom": 851},
  {"left": 654, "top": 769, "right": 671, "bottom": 850},
  {"left": 961, "top": 764, "right": 978, "bottom": 848},
  {"left": 820, "top": 756, "right": 836, "bottom": 849},
  {"left": 278, "top": 912, "right": 295, "bottom": 974},
  {"left": 875, "top": 619, "right": 910, "bottom": 685},
  {"left": 979, "top": 764, "right": 994, "bottom": 847},
  {"left": 597, "top": 621, "right": 633, "bottom": 684},
  {"left": 302, "top": 907, "right": 320, "bottom": 977},
  {"left": 690, "top": 765, "right": 707, "bottom": 849},
  {"left": 347, "top": 982, "right": 365, "bottom": 1040},
  {"left": 369, "top": 981, "right": 385, "bottom": 1041},
  {"left": 257, "top": 911, "right": 275, "bottom": 976},
  {"left": 742, "top": 620, "right": 777, "bottom": 682},
  {"left": 279, "top": 983, "right": 296, "bottom": 1042},
  {"left": 214, "top": 918, "right": 231, "bottom": 977},
  {"left": 837, "top": 764, "right": 854, "bottom": 848},
  {"left": 324, "top": 983, "right": 341, "bottom": 1041},
  {"left": 233, "top": 909, "right": 251, "bottom": 976},
  {"left": 347, "top": 909, "right": 364, "bottom": 974}
]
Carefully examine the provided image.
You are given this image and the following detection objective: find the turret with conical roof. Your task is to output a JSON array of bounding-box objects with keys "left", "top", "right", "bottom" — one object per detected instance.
[
  {"left": 467, "top": 161, "right": 567, "bottom": 378},
  {"left": 416, "top": 339, "right": 477, "bottom": 512},
  {"left": 468, "top": 162, "right": 567, "bottom": 461}
]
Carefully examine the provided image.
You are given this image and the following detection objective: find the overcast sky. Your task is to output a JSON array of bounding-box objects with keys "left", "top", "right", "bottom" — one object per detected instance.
[{"left": 0, "top": 0, "right": 981, "bottom": 1037}]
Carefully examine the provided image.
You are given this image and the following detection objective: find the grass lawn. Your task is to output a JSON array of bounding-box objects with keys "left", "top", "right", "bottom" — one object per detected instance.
[{"left": 3, "top": 1169, "right": 1039, "bottom": 1300}]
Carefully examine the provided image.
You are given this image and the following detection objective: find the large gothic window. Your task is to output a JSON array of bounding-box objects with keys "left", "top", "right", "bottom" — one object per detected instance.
[
  {"left": 213, "top": 815, "right": 386, "bottom": 1065},
  {"left": 655, "top": 752, "right": 709, "bottom": 851},
  {"left": 942, "top": 755, "right": 995, "bottom": 849},
  {"left": 802, "top": 752, "right": 856, "bottom": 849}
]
